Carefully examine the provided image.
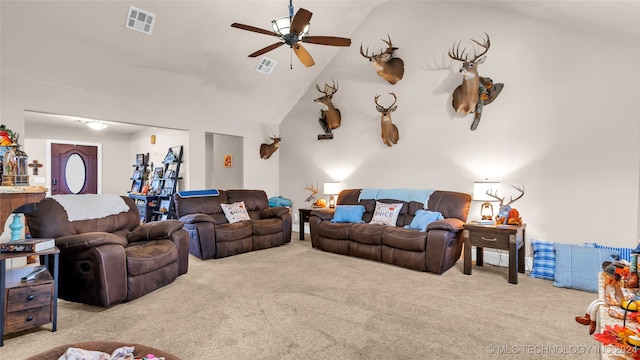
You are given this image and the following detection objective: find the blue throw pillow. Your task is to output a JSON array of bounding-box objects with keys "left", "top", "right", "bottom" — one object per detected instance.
[
  {"left": 331, "top": 205, "right": 365, "bottom": 224},
  {"left": 592, "top": 244, "right": 631, "bottom": 262},
  {"left": 403, "top": 210, "right": 444, "bottom": 232},
  {"left": 529, "top": 239, "right": 556, "bottom": 280},
  {"left": 553, "top": 243, "right": 618, "bottom": 293}
]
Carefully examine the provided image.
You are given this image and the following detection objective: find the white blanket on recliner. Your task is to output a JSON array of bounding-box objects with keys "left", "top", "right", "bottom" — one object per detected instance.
[{"left": 51, "top": 194, "right": 130, "bottom": 221}]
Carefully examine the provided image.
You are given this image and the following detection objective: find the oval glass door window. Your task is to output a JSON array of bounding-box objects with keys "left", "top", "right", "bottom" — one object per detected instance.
[{"left": 65, "top": 153, "right": 86, "bottom": 194}]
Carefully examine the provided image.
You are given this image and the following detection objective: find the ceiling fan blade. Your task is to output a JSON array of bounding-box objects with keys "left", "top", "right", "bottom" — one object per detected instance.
[
  {"left": 290, "top": 8, "right": 312, "bottom": 35},
  {"left": 301, "top": 36, "right": 352, "bottom": 47},
  {"left": 248, "top": 42, "right": 285, "bottom": 57},
  {"left": 293, "top": 43, "right": 315, "bottom": 67},
  {"left": 231, "top": 23, "right": 279, "bottom": 37}
]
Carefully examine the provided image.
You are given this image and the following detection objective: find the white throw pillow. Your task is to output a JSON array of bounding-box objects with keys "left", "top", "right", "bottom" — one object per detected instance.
[
  {"left": 369, "top": 201, "right": 403, "bottom": 226},
  {"left": 221, "top": 201, "right": 251, "bottom": 224}
]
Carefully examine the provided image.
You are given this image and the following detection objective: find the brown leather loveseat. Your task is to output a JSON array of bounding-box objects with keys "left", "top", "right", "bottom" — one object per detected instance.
[
  {"left": 309, "top": 189, "right": 471, "bottom": 274},
  {"left": 25, "top": 195, "right": 189, "bottom": 307},
  {"left": 174, "top": 189, "right": 292, "bottom": 259}
]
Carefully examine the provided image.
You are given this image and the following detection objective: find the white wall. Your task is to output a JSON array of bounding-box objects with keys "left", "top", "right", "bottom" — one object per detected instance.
[{"left": 280, "top": 1, "right": 640, "bottom": 249}]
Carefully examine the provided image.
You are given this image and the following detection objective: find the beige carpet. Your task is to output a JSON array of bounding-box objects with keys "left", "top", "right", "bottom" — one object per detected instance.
[{"left": 1, "top": 236, "right": 601, "bottom": 359}]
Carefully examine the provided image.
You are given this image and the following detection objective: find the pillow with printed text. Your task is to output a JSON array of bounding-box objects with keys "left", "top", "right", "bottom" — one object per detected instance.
[
  {"left": 221, "top": 201, "right": 251, "bottom": 224},
  {"left": 369, "top": 202, "right": 403, "bottom": 226}
]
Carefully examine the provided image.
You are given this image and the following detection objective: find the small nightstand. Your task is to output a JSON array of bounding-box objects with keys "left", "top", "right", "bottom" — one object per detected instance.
[{"left": 463, "top": 223, "right": 526, "bottom": 284}]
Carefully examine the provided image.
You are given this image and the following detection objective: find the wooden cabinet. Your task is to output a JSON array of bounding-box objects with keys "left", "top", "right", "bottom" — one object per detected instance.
[{"left": 0, "top": 248, "right": 59, "bottom": 346}]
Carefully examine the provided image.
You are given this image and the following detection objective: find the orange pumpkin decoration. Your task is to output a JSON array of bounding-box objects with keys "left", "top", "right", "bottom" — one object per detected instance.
[{"left": 315, "top": 198, "right": 327, "bottom": 208}]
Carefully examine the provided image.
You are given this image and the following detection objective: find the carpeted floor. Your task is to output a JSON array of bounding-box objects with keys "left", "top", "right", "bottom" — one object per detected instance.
[{"left": 1, "top": 236, "right": 601, "bottom": 359}]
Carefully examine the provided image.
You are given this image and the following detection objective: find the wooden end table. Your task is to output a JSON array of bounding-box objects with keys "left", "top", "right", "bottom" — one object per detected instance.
[
  {"left": 0, "top": 247, "right": 59, "bottom": 346},
  {"left": 298, "top": 208, "right": 313, "bottom": 240},
  {"left": 463, "top": 223, "right": 526, "bottom": 284}
]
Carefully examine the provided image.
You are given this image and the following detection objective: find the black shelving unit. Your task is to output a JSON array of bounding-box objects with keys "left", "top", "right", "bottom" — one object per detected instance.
[
  {"left": 152, "top": 145, "right": 183, "bottom": 221},
  {"left": 129, "top": 153, "right": 149, "bottom": 194},
  {"left": 128, "top": 194, "right": 159, "bottom": 223}
]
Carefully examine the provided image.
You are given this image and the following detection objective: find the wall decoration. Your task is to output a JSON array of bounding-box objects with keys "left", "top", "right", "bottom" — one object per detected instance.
[
  {"left": 28, "top": 159, "right": 43, "bottom": 175},
  {"left": 374, "top": 93, "right": 400, "bottom": 147},
  {"left": 360, "top": 35, "right": 404, "bottom": 84},
  {"left": 304, "top": 183, "right": 319, "bottom": 203},
  {"left": 259, "top": 135, "right": 281, "bottom": 159},
  {"left": 448, "top": 33, "right": 503, "bottom": 130},
  {"left": 224, "top": 154, "right": 233, "bottom": 168},
  {"left": 314, "top": 81, "right": 341, "bottom": 140}
]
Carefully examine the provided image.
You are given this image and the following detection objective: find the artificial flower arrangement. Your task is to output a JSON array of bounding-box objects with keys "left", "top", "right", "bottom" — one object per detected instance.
[
  {"left": 0, "top": 124, "right": 17, "bottom": 146},
  {"left": 595, "top": 324, "right": 640, "bottom": 359}
]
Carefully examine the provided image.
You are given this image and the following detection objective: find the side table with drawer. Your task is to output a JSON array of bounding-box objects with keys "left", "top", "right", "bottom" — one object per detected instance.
[
  {"left": 0, "top": 247, "right": 59, "bottom": 346},
  {"left": 298, "top": 208, "right": 313, "bottom": 240},
  {"left": 463, "top": 223, "right": 526, "bottom": 284}
]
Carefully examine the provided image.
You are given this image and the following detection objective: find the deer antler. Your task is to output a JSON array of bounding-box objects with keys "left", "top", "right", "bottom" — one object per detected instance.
[
  {"left": 381, "top": 34, "right": 398, "bottom": 55},
  {"left": 304, "top": 183, "right": 318, "bottom": 195},
  {"left": 470, "top": 33, "right": 491, "bottom": 61},
  {"left": 359, "top": 44, "right": 372, "bottom": 59},
  {"left": 374, "top": 92, "right": 398, "bottom": 110},
  {"left": 485, "top": 188, "right": 504, "bottom": 206},
  {"left": 505, "top": 184, "right": 524, "bottom": 206}
]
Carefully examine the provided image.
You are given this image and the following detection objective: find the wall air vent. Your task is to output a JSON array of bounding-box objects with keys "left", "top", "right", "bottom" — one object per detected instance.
[
  {"left": 256, "top": 57, "right": 277, "bottom": 75},
  {"left": 125, "top": 6, "right": 155, "bottom": 35}
]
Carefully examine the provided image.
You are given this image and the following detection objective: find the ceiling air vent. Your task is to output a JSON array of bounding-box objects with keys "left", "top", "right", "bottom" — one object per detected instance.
[
  {"left": 125, "top": 6, "right": 155, "bottom": 35},
  {"left": 256, "top": 57, "right": 277, "bottom": 75}
]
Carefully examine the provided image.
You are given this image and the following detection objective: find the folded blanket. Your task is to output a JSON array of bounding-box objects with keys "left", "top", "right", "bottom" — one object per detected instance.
[
  {"left": 177, "top": 189, "right": 219, "bottom": 198},
  {"left": 358, "top": 188, "right": 434, "bottom": 206},
  {"left": 51, "top": 194, "right": 130, "bottom": 221}
]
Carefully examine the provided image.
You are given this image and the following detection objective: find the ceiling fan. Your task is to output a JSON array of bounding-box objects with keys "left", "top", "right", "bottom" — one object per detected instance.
[{"left": 230, "top": 0, "right": 351, "bottom": 68}]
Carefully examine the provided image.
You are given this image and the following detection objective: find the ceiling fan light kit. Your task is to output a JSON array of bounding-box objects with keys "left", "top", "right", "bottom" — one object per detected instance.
[{"left": 231, "top": 1, "right": 351, "bottom": 68}]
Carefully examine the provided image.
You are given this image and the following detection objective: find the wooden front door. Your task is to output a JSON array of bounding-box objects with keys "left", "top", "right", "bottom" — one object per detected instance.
[{"left": 50, "top": 143, "right": 98, "bottom": 195}]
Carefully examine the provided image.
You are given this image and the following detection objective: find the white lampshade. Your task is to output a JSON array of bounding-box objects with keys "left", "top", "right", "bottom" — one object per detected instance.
[
  {"left": 472, "top": 181, "right": 500, "bottom": 202},
  {"left": 323, "top": 181, "right": 341, "bottom": 195}
]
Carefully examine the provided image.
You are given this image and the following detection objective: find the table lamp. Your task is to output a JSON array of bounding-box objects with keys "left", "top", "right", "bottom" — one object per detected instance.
[
  {"left": 472, "top": 181, "right": 500, "bottom": 221},
  {"left": 323, "top": 181, "right": 341, "bottom": 209}
]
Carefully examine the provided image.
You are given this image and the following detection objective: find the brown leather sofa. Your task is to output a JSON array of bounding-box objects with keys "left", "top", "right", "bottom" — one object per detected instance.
[
  {"left": 174, "top": 189, "right": 292, "bottom": 259},
  {"left": 309, "top": 189, "right": 471, "bottom": 274},
  {"left": 24, "top": 196, "right": 189, "bottom": 307}
]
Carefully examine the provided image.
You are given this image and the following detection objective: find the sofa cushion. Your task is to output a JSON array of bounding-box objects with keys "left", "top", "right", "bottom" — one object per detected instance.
[
  {"left": 331, "top": 205, "right": 365, "bottom": 224},
  {"left": 251, "top": 218, "right": 282, "bottom": 235},
  {"left": 553, "top": 243, "right": 618, "bottom": 293},
  {"left": 350, "top": 223, "right": 385, "bottom": 245},
  {"left": 529, "top": 239, "right": 556, "bottom": 280},
  {"left": 317, "top": 221, "right": 352, "bottom": 240},
  {"left": 214, "top": 222, "right": 254, "bottom": 242},
  {"left": 404, "top": 210, "right": 444, "bottom": 232},
  {"left": 370, "top": 202, "right": 403, "bottom": 226},
  {"left": 381, "top": 227, "right": 428, "bottom": 252},
  {"left": 125, "top": 239, "right": 178, "bottom": 276},
  {"left": 221, "top": 201, "right": 251, "bottom": 223}
]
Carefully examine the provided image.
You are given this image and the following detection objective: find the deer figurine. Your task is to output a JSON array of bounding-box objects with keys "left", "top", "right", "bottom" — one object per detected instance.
[
  {"left": 486, "top": 185, "right": 525, "bottom": 225},
  {"left": 259, "top": 135, "right": 281, "bottom": 160},
  {"left": 374, "top": 93, "right": 400, "bottom": 147},
  {"left": 360, "top": 35, "right": 405, "bottom": 84},
  {"left": 314, "top": 81, "right": 341, "bottom": 134},
  {"left": 448, "top": 33, "right": 503, "bottom": 130},
  {"left": 304, "top": 183, "right": 319, "bottom": 203}
]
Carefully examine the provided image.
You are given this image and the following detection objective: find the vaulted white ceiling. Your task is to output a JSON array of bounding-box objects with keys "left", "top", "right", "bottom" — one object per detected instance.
[{"left": 2, "top": 0, "right": 638, "bottom": 133}]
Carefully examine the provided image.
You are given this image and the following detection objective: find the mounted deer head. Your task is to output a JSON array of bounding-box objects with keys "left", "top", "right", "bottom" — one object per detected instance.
[
  {"left": 486, "top": 184, "right": 525, "bottom": 224},
  {"left": 304, "top": 183, "right": 319, "bottom": 202},
  {"left": 448, "top": 33, "right": 491, "bottom": 114},
  {"left": 314, "top": 81, "right": 341, "bottom": 134},
  {"left": 360, "top": 35, "right": 405, "bottom": 84},
  {"left": 259, "top": 135, "right": 281, "bottom": 160},
  {"left": 374, "top": 93, "right": 400, "bottom": 147}
]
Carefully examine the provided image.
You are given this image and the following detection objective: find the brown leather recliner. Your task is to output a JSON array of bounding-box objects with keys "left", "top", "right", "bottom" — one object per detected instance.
[
  {"left": 174, "top": 189, "right": 292, "bottom": 259},
  {"left": 24, "top": 196, "right": 189, "bottom": 307}
]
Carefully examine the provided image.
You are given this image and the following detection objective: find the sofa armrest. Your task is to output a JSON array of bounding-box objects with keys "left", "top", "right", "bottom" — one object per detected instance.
[
  {"left": 55, "top": 232, "right": 127, "bottom": 252},
  {"left": 127, "top": 220, "right": 185, "bottom": 243},
  {"left": 426, "top": 218, "right": 464, "bottom": 232},
  {"left": 310, "top": 209, "right": 335, "bottom": 221},
  {"left": 178, "top": 213, "right": 215, "bottom": 225},
  {"left": 260, "top": 206, "right": 289, "bottom": 218}
]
